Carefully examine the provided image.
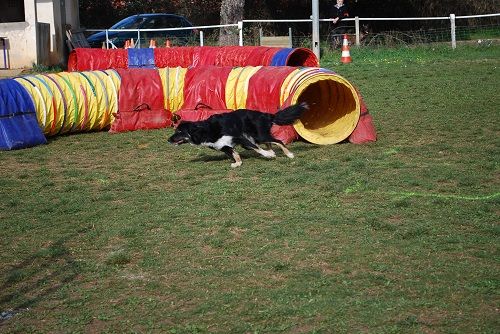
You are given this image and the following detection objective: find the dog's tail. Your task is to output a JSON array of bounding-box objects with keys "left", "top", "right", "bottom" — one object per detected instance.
[{"left": 273, "top": 102, "right": 309, "bottom": 126}]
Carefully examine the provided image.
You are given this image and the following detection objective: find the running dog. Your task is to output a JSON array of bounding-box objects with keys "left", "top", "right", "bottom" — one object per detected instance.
[{"left": 168, "top": 102, "right": 309, "bottom": 167}]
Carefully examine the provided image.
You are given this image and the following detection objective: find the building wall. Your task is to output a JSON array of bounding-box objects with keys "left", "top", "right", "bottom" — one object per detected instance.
[
  {"left": 65, "top": 0, "right": 80, "bottom": 29},
  {"left": 37, "top": 0, "right": 58, "bottom": 64},
  {"left": 0, "top": 0, "right": 80, "bottom": 69},
  {"left": 0, "top": 0, "right": 38, "bottom": 69}
]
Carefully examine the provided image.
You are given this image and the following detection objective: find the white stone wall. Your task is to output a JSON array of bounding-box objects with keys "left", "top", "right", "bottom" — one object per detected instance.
[
  {"left": 0, "top": 0, "right": 80, "bottom": 69},
  {"left": 0, "top": 0, "right": 38, "bottom": 69}
]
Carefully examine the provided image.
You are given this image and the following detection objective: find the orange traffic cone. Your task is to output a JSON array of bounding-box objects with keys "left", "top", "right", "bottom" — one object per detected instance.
[
  {"left": 130, "top": 38, "right": 135, "bottom": 48},
  {"left": 165, "top": 39, "right": 171, "bottom": 48},
  {"left": 341, "top": 34, "right": 352, "bottom": 63},
  {"left": 149, "top": 39, "right": 156, "bottom": 48},
  {"left": 124, "top": 40, "right": 130, "bottom": 49}
]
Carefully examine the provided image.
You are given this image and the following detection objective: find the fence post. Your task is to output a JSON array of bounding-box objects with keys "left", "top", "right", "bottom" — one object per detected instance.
[
  {"left": 311, "top": 0, "right": 320, "bottom": 59},
  {"left": 355, "top": 16, "right": 360, "bottom": 46},
  {"left": 200, "top": 30, "right": 204, "bottom": 46},
  {"left": 450, "top": 13, "right": 456, "bottom": 49},
  {"left": 238, "top": 21, "right": 243, "bottom": 46},
  {"left": 105, "top": 30, "right": 109, "bottom": 49}
]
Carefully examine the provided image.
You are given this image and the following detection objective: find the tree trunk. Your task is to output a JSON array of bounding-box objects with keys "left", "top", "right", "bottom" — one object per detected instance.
[{"left": 219, "top": 0, "right": 245, "bottom": 46}]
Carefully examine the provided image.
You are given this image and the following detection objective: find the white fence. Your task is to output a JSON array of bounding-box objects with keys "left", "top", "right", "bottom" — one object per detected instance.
[
  {"left": 341, "top": 13, "right": 500, "bottom": 48},
  {"left": 86, "top": 12, "right": 500, "bottom": 53}
]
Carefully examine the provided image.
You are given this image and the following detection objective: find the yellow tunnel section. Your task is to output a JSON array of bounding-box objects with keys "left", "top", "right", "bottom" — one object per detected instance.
[
  {"left": 14, "top": 70, "right": 121, "bottom": 136},
  {"left": 280, "top": 68, "right": 360, "bottom": 145}
]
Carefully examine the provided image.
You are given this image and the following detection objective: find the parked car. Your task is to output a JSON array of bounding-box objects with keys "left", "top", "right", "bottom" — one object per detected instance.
[{"left": 87, "top": 14, "right": 196, "bottom": 48}]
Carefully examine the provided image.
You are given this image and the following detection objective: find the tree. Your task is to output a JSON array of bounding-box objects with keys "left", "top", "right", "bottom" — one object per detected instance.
[{"left": 219, "top": 0, "right": 245, "bottom": 45}]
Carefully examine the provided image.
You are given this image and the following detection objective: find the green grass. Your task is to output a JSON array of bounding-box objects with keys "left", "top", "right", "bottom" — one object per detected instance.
[{"left": 1, "top": 45, "right": 499, "bottom": 333}]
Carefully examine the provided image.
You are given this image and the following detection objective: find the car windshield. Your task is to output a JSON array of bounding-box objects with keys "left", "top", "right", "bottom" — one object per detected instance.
[{"left": 110, "top": 16, "right": 148, "bottom": 29}]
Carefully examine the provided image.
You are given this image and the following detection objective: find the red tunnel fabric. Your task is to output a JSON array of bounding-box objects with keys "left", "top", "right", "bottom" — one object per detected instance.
[
  {"left": 68, "top": 48, "right": 128, "bottom": 72},
  {"left": 181, "top": 66, "right": 233, "bottom": 110},
  {"left": 191, "top": 46, "right": 218, "bottom": 67},
  {"left": 248, "top": 47, "right": 280, "bottom": 66},
  {"left": 154, "top": 47, "right": 195, "bottom": 68},
  {"left": 174, "top": 109, "right": 233, "bottom": 126},
  {"left": 245, "top": 66, "right": 299, "bottom": 143},
  {"left": 110, "top": 68, "right": 171, "bottom": 133},
  {"left": 67, "top": 46, "right": 319, "bottom": 71},
  {"left": 348, "top": 92, "right": 377, "bottom": 144},
  {"left": 175, "top": 66, "right": 233, "bottom": 126}
]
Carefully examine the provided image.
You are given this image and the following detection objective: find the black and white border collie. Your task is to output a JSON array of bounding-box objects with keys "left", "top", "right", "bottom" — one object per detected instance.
[{"left": 168, "top": 102, "right": 309, "bottom": 167}]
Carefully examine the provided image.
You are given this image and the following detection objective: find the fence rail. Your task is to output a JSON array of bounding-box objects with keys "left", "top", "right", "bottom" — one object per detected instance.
[{"left": 86, "top": 13, "right": 500, "bottom": 54}]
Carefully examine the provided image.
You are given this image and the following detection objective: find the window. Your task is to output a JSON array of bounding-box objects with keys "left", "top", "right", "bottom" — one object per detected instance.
[
  {"left": 163, "top": 17, "right": 183, "bottom": 29},
  {"left": 142, "top": 18, "right": 159, "bottom": 29},
  {"left": 0, "top": 0, "right": 25, "bottom": 23}
]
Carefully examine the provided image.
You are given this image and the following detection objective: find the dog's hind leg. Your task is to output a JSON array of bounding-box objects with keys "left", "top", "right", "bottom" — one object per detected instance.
[
  {"left": 221, "top": 146, "right": 242, "bottom": 168},
  {"left": 241, "top": 137, "right": 276, "bottom": 159},
  {"left": 253, "top": 145, "right": 276, "bottom": 158},
  {"left": 269, "top": 141, "right": 295, "bottom": 158}
]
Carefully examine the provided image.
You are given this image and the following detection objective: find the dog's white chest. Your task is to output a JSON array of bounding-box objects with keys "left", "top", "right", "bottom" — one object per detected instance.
[{"left": 202, "top": 135, "right": 234, "bottom": 150}]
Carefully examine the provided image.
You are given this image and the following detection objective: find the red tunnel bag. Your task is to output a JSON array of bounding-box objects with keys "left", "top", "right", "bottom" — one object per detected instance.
[{"left": 110, "top": 68, "right": 172, "bottom": 133}]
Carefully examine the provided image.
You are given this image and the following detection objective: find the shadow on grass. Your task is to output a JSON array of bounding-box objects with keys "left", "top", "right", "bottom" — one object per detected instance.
[
  {"left": 190, "top": 142, "right": 320, "bottom": 163},
  {"left": 0, "top": 232, "right": 83, "bottom": 323}
]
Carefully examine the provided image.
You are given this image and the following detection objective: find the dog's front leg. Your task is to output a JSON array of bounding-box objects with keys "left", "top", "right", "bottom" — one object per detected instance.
[{"left": 221, "top": 146, "right": 242, "bottom": 168}]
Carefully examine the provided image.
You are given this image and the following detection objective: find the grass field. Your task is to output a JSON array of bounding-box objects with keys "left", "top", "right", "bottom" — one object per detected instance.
[{"left": 1, "top": 45, "right": 499, "bottom": 333}]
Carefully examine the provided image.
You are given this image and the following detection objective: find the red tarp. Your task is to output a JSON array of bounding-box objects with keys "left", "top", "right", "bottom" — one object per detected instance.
[
  {"left": 68, "top": 48, "right": 128, "bottom": 72},
  {"left": 181, "top": 66, "right": 233, "bottom": 110},
  {"left": 154, "top": 47, "right": 195, "bottom": 68},
  {"left": 110, "top": 68, "right": 171, "bottom": 132},
  {"left": 348, "top": 92, "right": 377, "bottom": 144}
]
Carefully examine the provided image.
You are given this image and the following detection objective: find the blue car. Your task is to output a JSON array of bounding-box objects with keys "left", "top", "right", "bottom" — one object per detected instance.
[{"left": 87, "top": 14, "right": 196, "bottom": 48}]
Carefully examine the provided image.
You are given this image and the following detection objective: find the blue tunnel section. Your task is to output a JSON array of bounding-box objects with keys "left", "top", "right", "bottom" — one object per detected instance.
[{"left": 0, "top": 79, "right": 47, "bottom": 150}]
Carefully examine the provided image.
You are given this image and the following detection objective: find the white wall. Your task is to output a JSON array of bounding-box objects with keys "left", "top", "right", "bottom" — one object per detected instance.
[
  {"left": 0, "top": 0, "right": 80, "bottom": 69},
  {"left": 36, "top": 0, "right": 57, "bottom": 63},
  {"left": 0, "top": 0, "right": 38, "bottom": 69}
]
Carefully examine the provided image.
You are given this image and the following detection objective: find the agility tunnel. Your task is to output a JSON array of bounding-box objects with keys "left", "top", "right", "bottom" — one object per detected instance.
[
  {"left": 0, "top": 66, "right": 376, "bottom": 150},
  {"left": 0, "top": 79, "right": 47, "bottom": 150},
  {"left": 67, "top": 46, "right": 319, "bottom": 72}
]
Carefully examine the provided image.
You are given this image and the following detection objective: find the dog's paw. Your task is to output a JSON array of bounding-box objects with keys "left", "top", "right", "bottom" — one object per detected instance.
[
  {"left": 266, "top": 150, "right": 276, "bottom": 158},
  {"left": 285, "top": 151, "right": 295, "bottom": 159},
  {"left": 231, "top": 161, "right": 242, "bottom": 168}
]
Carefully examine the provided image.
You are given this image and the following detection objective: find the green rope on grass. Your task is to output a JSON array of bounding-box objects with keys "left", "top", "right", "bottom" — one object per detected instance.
[{"left": 387, "top": 191, "right": 500, "bottom": 201}]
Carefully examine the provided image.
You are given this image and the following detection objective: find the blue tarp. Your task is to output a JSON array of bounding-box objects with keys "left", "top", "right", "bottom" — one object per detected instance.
[
  {"left": 127, "top": 48, "right": 156, "bottom": 68},
  {"left": 0, "top": 79, "right": 47, "bottom": 150},
  {"left": 270, "top": 48, "right": 294, "bottom": 66}
]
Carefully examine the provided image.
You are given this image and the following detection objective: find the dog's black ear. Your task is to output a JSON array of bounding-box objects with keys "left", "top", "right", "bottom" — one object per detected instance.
[{"left": 177, "top": 122, "right": 206, "bottom": 144}]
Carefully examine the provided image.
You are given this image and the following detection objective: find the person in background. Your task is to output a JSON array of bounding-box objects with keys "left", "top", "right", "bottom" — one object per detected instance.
[{"left": 330, "top": 0, "right": 350, "bottom": 48}]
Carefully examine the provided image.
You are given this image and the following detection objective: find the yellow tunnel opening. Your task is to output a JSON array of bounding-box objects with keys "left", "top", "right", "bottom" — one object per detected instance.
[{"left": 292, "top": 75, "right": 360, "bottom": 145}]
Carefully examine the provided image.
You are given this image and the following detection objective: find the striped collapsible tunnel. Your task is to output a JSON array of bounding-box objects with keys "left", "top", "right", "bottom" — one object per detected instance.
[
  {"left": 13, "top": 70, "right": 121, "bottom": 136},
  {"left": 67, "top": 46, "right": 319, "bottom": 71},
  {"left": 174, "top": 66, "right": 361, "bottom": 144},
  {"left": 8, "top": 66, "right": 374, "bottom": 147},
  {"left": 0, "top": 66, "right": 376, "bottom": 149}
]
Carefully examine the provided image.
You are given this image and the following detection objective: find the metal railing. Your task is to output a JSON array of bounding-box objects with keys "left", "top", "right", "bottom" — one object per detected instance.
[
  {"left": 341, "top": 13, "right": 500, "bottom": 48},
  {"left": 85, "top": 12, "right": 500, "bottom": 52}
]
